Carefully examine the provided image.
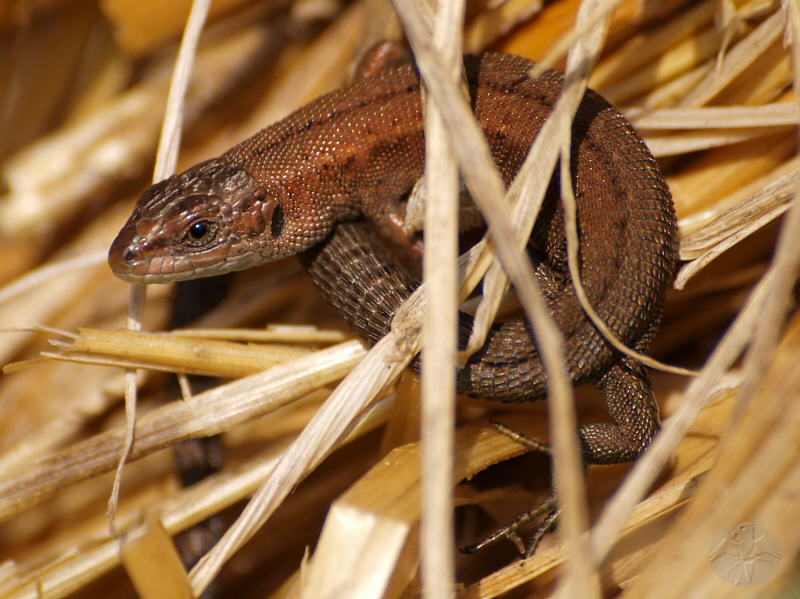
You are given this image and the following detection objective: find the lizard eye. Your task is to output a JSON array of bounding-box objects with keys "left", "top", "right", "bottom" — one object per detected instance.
[{"left": 183, "top": 219, "right": 217, "bottom": 246}]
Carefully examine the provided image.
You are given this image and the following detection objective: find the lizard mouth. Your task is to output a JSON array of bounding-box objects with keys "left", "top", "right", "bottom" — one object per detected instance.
[
  {"left": 108, "top": 242, "right": 222, "bottom": 284},
  {"left": 108, "top": 227, "right": 195, "bottom": 284},
  {"left": 108, "top": 226, "right": 263, "bottom": 284},
  {"left": 108, "top": 252, "right": 189, "bottom": 284}
]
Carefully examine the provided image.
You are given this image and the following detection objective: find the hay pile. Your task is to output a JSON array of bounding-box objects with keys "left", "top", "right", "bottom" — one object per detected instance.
[{"left": 0, "top": 1, "right": 798, "bottom": 597}]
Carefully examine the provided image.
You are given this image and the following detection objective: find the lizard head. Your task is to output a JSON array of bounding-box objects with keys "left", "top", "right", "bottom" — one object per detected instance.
[{"left": 109, "top": 159, "right": 287, "bottom": 283}]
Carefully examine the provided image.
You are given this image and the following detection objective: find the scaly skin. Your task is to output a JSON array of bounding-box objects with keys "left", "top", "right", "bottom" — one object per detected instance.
[{"left": 109, "top": 53, "right": 677, "bottom": 500}]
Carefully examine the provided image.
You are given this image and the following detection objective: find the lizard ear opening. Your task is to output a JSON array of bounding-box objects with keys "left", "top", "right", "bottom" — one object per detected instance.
[{"left": 270, "top": 202, "right": 285, "bottom": 239}]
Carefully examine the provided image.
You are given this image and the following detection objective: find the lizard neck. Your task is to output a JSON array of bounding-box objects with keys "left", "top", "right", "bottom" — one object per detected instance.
[{"left": 220, "top": 63, "right": 428, "bottom": 254}]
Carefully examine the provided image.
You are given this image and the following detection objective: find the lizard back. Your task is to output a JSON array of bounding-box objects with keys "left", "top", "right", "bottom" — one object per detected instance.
[{"left": 300, "top": 53, "right": 678, "bottom": 401}]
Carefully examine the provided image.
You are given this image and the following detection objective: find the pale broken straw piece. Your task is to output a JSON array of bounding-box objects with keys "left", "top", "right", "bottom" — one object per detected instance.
[
  {"left": 110, "top": 0, "right": 212, "bottom": 535},
  {"left": 419, "top": 0, "right": 464, "bottom": 596},
  {"left": 643, "top": 127, "right": 791, "bottom": 157},
  {"left": 678, "top": 6, "right": 785, "bottom": 107},
  {"left": 1, "top": 388, "right": 391, "bottom": 599},
  {"left": 188, "top": 319, "right": 423, "bottom": 594},
  {"left": 676, "top": 161, "right": 800, "bottom": 287},
  {"left": 0, "top": 339, "right": 367, "bottom": 523},
  {"left": 588, "top": 0, "right": 717, "bottom": 89},
  {"left": 302, "top": 418, "right": 541, "bottom": 598},
  {"left": 527, "top": 0, "right": 622, "bottom": 79},
  {"left": 464, "top": 0, "right": 544, "bottom": 51},
  {"left": 399, "top": 0, "right": 591, "bottom": 596},
  {"left": 626, "top": 102, "right": 800, "bottom": 129},
  {"left": 460, "top": 470, "right": 705, "bottom": 598},
  {"left": 43, "top": 327, "right": 314, "bottom": 378},
  {"left": 551, "top": 2, "right": 611, "bottom": 596},
  {"left": 169, "top": 325, "right": 345, "bottom": 344},
  {"left": 597, "top": 24, "right": 724, "bottom": 106}
]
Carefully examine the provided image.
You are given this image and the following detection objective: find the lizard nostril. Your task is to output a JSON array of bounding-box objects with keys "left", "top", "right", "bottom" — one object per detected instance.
[{"left": 123, "top": 249, "right": 136, "bottom": 264}]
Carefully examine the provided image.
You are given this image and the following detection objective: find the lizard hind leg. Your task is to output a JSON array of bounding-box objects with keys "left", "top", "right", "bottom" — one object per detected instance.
[
  {"left": 461, "top": 355, "right": 660, "bottom": 557},
  {"left": 458, "top": 422, "right": 563, "bottom": 558},
  {"left": 461, "top": 494, "right": 559, "bottom": 557},
  {"left": 580, "top": 356, "right": 660, "bottom": 465},
  {"left": 459, "top": 422, "right": 561, "bottom": 557}
]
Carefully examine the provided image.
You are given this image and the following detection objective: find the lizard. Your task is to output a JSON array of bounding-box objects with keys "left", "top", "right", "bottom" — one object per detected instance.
[{"left": 109, "top": 52, "right": 679, "bottom": 554}]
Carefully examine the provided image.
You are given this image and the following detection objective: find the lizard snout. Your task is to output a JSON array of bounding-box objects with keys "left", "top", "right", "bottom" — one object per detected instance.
[{"left": 108, "top": 226, "right": 138, "bottom": 279}]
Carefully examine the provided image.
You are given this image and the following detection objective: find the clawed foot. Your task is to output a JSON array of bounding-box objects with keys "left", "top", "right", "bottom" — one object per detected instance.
[
  {"left": 461, "top": 422, "right": 561, "bottom": 558},
  {"left": 461, "top": 495, "right": 561, "bottom": 558}
]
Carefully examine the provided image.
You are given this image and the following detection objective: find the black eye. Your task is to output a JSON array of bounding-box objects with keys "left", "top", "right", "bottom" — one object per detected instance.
[
  {"left": 189, "top": 221, "right": 208, "bottom": 239},
  {"left": 183, "top": 220, "right": 217, "bottom": 246}
]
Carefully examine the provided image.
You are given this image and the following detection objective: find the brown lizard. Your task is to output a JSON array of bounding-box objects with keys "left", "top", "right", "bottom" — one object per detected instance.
[{"left": 109, "top": 53, "right": 678, "bottom": 554}]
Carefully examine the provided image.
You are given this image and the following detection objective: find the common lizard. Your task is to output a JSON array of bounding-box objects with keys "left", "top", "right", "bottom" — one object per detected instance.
[{"left": 109, "top": 53, "right": 678, "bottom": 552}]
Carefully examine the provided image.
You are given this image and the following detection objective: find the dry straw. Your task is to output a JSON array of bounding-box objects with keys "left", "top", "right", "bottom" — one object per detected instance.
[{"left": 0, "top": 0, "right": 798, "bottom": 598}]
